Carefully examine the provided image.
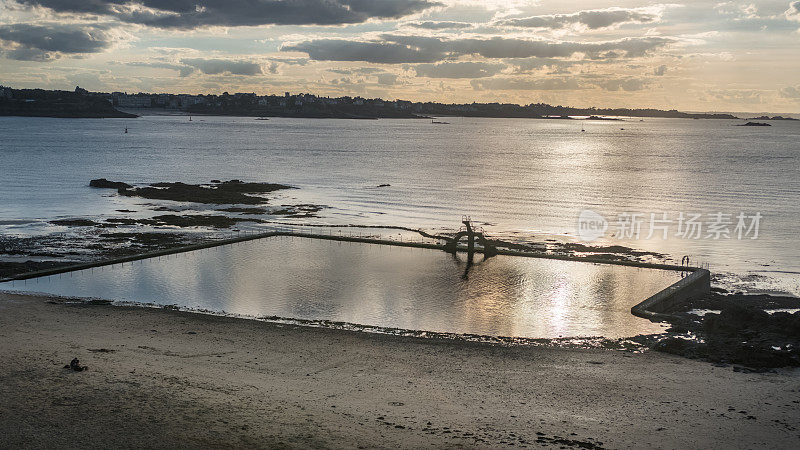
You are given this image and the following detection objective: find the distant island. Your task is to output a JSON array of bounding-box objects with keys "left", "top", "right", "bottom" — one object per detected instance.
[
  {"left": 0, "top": 85, "right": 743, "bottom": 120},
  {"left": 737, "top": 122, "right": 772, "bottom": 127},
  {"left": 745, "top": 115, "right": 798, "bottom": 121}
]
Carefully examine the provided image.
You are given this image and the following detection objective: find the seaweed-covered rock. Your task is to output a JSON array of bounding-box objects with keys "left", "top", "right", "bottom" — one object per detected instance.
[
  {"left": 703, "top": 304, "right": 771, "bottom": 334},
  {"left": 117, "top": 180, "right": 292, "bottom": 204},
  {"left": 90, "top": 178, "right": 132, "bottom": 189},
  {"left": 50, "top": 218, "right": 97, "bottom": 227},
  {"left": 651, "top": 293, "right": 800, "bottom": 369},
  {"left": 149, "top": 214, "right": 261, "bottom": 228}
]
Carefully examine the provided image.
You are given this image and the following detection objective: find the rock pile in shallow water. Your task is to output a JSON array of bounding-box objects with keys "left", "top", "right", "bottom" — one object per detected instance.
[
  {"left": 90, "top": 179, "right": 293, "bottom": 204},
  {"left": 90, "top": 178, "right": 132, "bottom": 189}
]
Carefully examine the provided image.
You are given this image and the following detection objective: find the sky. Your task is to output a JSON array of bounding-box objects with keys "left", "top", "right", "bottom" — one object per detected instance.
[{"left": 0, "top": 0, "right": 799, "bottom": 112}]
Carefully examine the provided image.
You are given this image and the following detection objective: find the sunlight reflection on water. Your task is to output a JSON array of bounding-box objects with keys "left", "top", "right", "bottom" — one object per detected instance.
[{"left": 0, "top": 236, "right": 680, "bottom": 339}]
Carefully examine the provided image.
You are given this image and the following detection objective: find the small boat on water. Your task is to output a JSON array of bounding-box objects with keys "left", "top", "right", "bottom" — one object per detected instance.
[
  {"left": 431, "top": 118, "right": 449, "bottom": 124},
  {"left": 255, "top": 117, "right": 270, "bottom": 121}
]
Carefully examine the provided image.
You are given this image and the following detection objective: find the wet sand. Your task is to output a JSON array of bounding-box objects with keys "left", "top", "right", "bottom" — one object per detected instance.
[{"left": 1, "top": 292, "right": 799, "bottom": 449}]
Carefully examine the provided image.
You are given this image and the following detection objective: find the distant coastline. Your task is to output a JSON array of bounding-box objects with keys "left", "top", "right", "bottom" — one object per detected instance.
[
  {"left": 0, "top": 85, "right": 751, "bottom": 120},
  {"left": 0, "top": 86, "right": 135, "bottom": 119},
  {"left": 745, "top": 115, "right": 798, "bottom": 121}
]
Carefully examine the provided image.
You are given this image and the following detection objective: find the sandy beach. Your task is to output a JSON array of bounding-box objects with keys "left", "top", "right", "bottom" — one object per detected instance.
[{"left": 1, "top": 291, "right": 799, "bottom": 449}]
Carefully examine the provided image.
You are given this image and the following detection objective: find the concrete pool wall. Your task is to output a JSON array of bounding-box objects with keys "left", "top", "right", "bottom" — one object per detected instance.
[{"left": 0, "top": 228, "right": 710, "bottom": 322}]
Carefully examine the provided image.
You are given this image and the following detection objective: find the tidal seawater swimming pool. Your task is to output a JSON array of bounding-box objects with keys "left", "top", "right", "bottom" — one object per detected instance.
[
  {"left": 0, "top": 237, "right": 681, "bottom": 339},
  {"left": 1, "top": 116, "right": 798, "bottom": 295}
]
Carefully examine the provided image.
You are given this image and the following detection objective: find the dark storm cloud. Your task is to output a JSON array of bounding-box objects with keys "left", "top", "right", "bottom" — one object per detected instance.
[
  {"left": 282, "top": 35, "right": 673, "bottom": 63},
  {"left": 125, "top": 57, "right": 305, "bottom": 76},
  {"left": 13, "top": 0, "right": 440, "bottom": 28},
  {"left": 282, "top": 38, "right": 444, "bottom": 63},
  {"left": 180, "top": 58, "right": 263, "bottom": 76},
  {"left": 0, "top": 23, "right": 113, "bottom": 61},
  {"left": 413, "top": 61, "right": 505, "bottom": 78},
  {"left": 496, "top": 8, "right": 660, "bottom": 30}
]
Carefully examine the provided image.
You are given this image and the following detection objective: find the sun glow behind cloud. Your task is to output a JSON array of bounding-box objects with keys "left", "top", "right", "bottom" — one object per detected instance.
[{"left": 0, "top": 0, "right": 798, "bottom": 112}]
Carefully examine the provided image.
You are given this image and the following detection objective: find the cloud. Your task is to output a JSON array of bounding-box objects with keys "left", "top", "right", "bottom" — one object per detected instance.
[
  {"left": 470, "top": 77, "right": 581, "bottom": 91},
  {"left": 654, "top": 64, "right": 667, "bottom": 76},
  {"left": 124, "top": 60, "right": 196, "bottom": 77},
  {"left": 404, "top": 21, "right": 474, "bottom": 30},
  {"left": 507, "top": 57, "right": 578, "bottom": 73},
  {"left": 264, "top": 57, "right": 308, "bottom": 74},
  {"left": 707, "top": 88, "right": 764, "bottom": 103},
  {"left": 0, "top": 23, "right": 114, "bottom": 61},
  {"left": 328, "top": 67, "right": 386, "bottom": 75},
  {"left": 413, "top": 61, "right": 505, "bottom": 78},
  {"left": 268, "top": 57, "right": 308, "bottom": 66},
  {"left": 282, "top": 35, "right": 673, "bottom": 63},
  {"left": 324, "top": 66, "right": 399, "bottom": 85},
  {"left": 590, "top": 77, "right": 649, "bottom": 92},
  {"left": 593, "top": 77, "right": 650, "bottom": 91},
  {"left": 787, "top": 1, "right": 800, "bottom": 21},
  {"left": 14, "top": 0, "right": 441, "bottom": 29},
  {"left": 180, "top": 58, "right": 263, "bottom": 76},
  {"left": 495, "top": 7, "right": 661, "bottom": 30},
  {"left": 779, "top": 85, "right": 800, "bottom": 98},
  {"left": 376, "top": 73, "right": 399, "bottom": 85},
  {"left": 282, "top": 38, "right": 442, "bottom": 63}
]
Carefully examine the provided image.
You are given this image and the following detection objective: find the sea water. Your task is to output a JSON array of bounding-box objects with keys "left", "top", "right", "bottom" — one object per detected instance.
[{"left": 0, "top": 115, "right": 798, "bottom": 295}]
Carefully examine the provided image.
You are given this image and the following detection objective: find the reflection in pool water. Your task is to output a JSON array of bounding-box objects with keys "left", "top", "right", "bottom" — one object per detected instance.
[{"left": 0, "top": 236, "right": 681, "bottom": 338}]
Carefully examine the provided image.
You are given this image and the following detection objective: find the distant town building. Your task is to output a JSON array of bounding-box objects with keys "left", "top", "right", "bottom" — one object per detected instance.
[{"left": 117, "top": 94, "right": 152, "bottom": 108}]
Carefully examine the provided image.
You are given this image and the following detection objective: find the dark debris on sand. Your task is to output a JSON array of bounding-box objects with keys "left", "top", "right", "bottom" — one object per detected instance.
[{"left": 63, "top": 358, "right": 87, "bottom": 372}]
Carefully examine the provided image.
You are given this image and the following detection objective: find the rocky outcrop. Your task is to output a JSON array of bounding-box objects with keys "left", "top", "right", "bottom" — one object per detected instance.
[
  {"left": 650, "top": 293, "right": 800, "bottom": 369},
  {"left": 90, "top": 178, "right": 133, "bottom": 189},
  {"left": 90, "top": 179, "right": 292, "bottom": 204}
]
